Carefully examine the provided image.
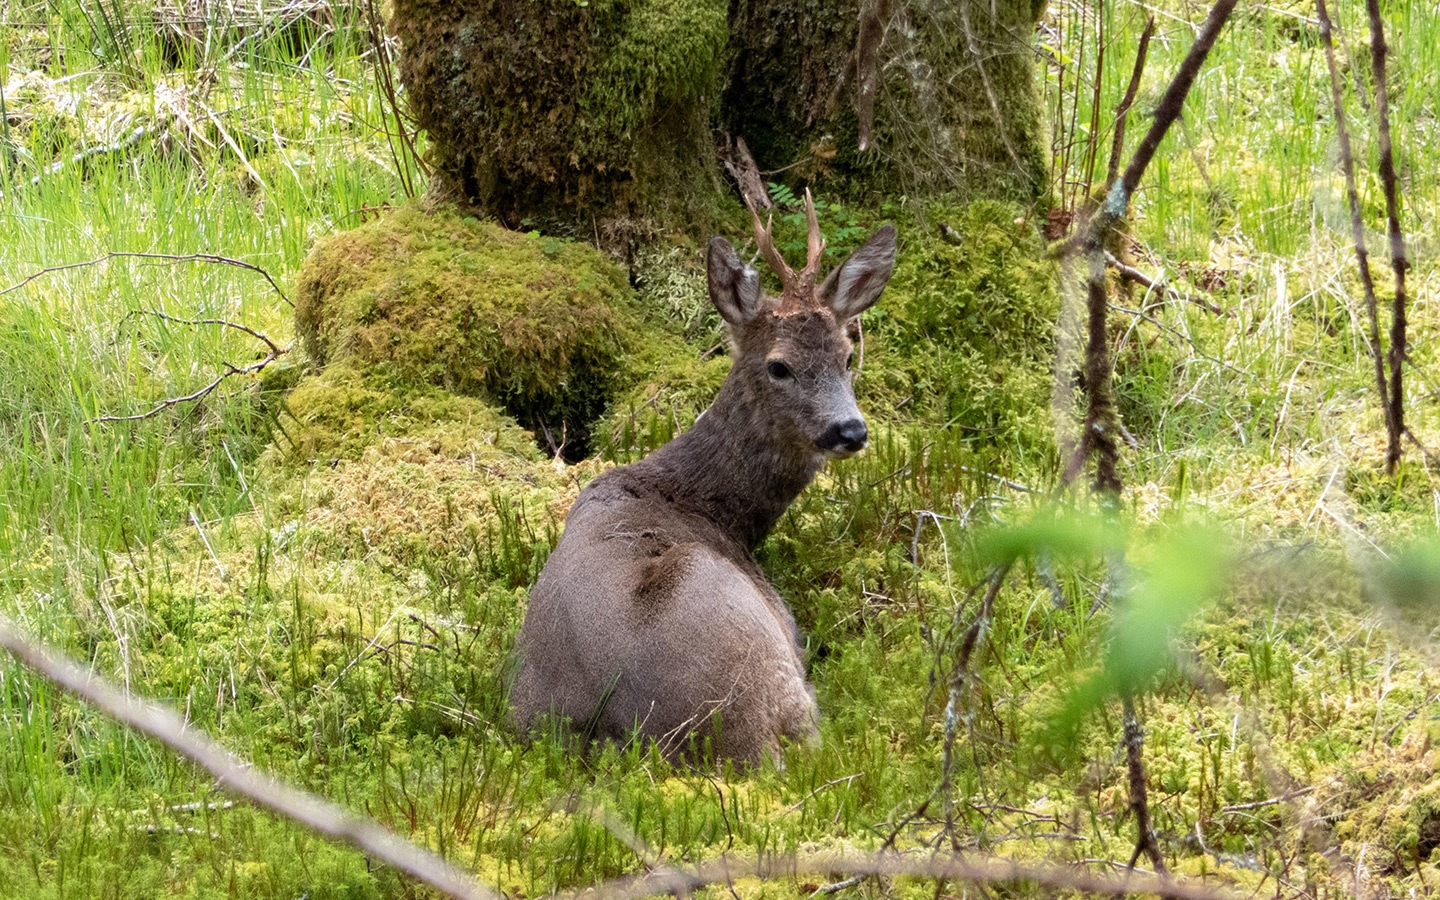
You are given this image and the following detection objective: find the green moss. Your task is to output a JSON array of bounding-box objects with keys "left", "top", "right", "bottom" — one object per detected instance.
[
  {"left": 583, "top": 0, "right": 728, "bottom": 138},
  {"left": 294, "top": 202, "right": 658, "bottom": 455},
  {"left": 594, "top": 350, "right": 731, "bottom": 461},
  {"left": 266, "top": 363, "right": 542, "bottom": 466},
  {"left": 859, "top": 200, "right": 1059, "bottom": 457}
]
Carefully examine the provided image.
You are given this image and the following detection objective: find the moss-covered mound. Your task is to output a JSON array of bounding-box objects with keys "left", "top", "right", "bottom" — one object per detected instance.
[
  {"left": 263, "top": 364, "right": 587, "bottom": 572},
  {"left": 294, "top": 203, "right": 654, "bottom": 456},
  {"left": 859, "top": 200, "right": 1059, "bottom": 457}
]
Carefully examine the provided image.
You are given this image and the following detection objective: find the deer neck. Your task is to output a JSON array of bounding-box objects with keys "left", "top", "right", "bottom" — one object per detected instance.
[{"left": 640, "top": 376, "right": 822, "bottom": 551}]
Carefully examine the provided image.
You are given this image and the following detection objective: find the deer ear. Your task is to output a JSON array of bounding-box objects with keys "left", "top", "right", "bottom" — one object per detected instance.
[
  {"left": 820, "top": 224, "right": 896, "bottom": 320},
  {"left": 707, "top": 237, "right": 763, "bottom": 326}
]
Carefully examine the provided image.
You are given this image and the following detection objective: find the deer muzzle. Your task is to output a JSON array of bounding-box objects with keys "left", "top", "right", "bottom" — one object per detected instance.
[{"left": 816, "top": 418, "right": 868, "bottom": 457}]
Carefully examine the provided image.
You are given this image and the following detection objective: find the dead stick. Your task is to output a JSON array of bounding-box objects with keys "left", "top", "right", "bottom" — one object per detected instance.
[
  {"left": 93, "top": 348, "right": 289, "bottom": 424},
  {"left": 1061, "top": 0, "right": 1238, "bottom": 494},
  {"left": 1122, "top": 694, "right": 1168, "bottom": 875},
  {"left": 1054, "top": 0, "right": 1241, "bottom": 260},
  {"left": 1103, "top": 251, "right": 1226, "bottom": 316},
  {"left": 122, "top": 310, "right": 285, "bottom": 356}
]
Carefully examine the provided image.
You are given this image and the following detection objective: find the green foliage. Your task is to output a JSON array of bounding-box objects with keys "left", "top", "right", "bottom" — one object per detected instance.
[{"left": 294, "top": 202, "right": 656, "bottom": 455}]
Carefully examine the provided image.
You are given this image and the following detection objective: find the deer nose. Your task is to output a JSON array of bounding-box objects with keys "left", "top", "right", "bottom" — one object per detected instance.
[{"left": 819, "top": 418, "right": 868, "bottom": 454}]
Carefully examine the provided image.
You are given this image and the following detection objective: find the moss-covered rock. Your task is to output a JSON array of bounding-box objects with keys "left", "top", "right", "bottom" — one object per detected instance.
[
  {"left": 294, "top": 203, "right": 661, "bottom": 456},
  {"left": 858, "top": 200, "right": 1059, "bottom": 457}
]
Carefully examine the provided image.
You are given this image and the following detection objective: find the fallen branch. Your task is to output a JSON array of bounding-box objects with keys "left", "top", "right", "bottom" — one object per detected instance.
[
  {"left": 1104, "top": 251, "right": 1227, "bottom": 317},
  {"left": 564, "top": 847, "right": 1250, "bottom": 900},
  {"left": 27, "top": 124, "right": 151, "bottom": 187},
  {"left": 0, "top": 621, "right": 497, "bottom": 900},
  {"left": 0, "top": 251, "right": 292, "bottom": 307}
]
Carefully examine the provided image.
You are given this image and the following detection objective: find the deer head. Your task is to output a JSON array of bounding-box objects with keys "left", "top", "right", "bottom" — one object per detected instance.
[{"left": 706, "top": 191, "right": 897, "bottom": 460}]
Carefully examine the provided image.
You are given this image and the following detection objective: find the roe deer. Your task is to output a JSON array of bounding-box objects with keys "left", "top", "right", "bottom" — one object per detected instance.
[{"left": 510, "top": 194, "right": 896, "bottom": 764}]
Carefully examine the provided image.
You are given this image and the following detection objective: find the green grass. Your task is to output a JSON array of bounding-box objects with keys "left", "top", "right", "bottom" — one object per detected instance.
[{"left": 1, "top": 0, "right": 1440, "bottom": 898}]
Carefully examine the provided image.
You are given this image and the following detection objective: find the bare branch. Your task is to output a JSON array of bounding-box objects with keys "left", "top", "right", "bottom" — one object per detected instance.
[
  {"left": 1121, "top": 695, "right": 1168, "bottom": 875},
  {"left": 0, "top": 251, "right": 292, "bottom": 307},
  {"left": 933, "top": 564, "right": 1014, "bottom": 845},
  {"left": 1365, "top": 0, "right": 1410, "bottom": 475},
  {"left": 122, "top": 310, "right": 285, "bottom": 356},
  {"left": 1052, "top": 0, "right": 1241, "bottom": 260},
  {"left": 1315, "top": 0, "right": 1390, "bottom": 452},
  {"left": 0, "top": 622, "right": 498, "bottom": 900},
  {"left": 1106, "top": 17, "right": 1156, "bottom": 188},
  {"left": 93, "top": 345, "right": 290, "bottom": 424},
  {"left": 1060, "top": 0, "right": 1238, "bottom": 496}
]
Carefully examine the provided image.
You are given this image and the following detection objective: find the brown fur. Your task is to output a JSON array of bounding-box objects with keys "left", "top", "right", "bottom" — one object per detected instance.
[{"left": 509, "top": 223, "right": 897, "bottom": 765}]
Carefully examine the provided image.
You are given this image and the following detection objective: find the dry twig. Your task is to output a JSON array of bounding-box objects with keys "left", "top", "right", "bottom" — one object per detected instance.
[
  {"left": 1061, "top": 0, "right": 1239, "bottom": 494},
  {"left": 1105, "top": 16, "right": 1155, "bottom": 188},
  {"left": 1104, "top": 251, "right": 1226, "bottom": 317},
  {"left": 0, "top": 251, "right": 292, "bottom": 307}
]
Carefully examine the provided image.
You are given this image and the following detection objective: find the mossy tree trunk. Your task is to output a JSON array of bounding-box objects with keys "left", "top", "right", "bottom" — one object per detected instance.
[
  {"left": 388, "top": 0, "right": 1049, "bottom": 235},
  {"left": 725, "top": 0, "right": 1050, "bottom": 203}
]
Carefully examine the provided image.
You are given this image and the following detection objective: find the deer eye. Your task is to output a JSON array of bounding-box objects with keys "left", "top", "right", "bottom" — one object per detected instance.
[{"left": 766, "top": 360, "right": 793, "bottom": 380}]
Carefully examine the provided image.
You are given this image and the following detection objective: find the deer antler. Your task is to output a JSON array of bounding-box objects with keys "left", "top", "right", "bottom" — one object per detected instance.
[
  {"left": 800, "top": 188, "right": 826, "bottom": 285},
  {"left": 743, "top": 192, "right": 797, "bottom": 291}
]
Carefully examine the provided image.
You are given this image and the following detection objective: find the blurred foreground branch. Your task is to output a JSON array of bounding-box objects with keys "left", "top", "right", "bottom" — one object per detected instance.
[{"left": 0, "top": 621, "right": 498, "bottom": 900}]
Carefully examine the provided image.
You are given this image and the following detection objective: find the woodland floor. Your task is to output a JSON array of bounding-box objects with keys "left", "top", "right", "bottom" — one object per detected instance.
[{"left": 1, "top": 1, "right": 1439, "bottom": 899}]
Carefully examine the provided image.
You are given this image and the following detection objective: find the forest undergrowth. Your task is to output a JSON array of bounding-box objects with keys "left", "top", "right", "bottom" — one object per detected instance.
[{"left": 0, "top": 1, "right": 1438, "bottom": 898}]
